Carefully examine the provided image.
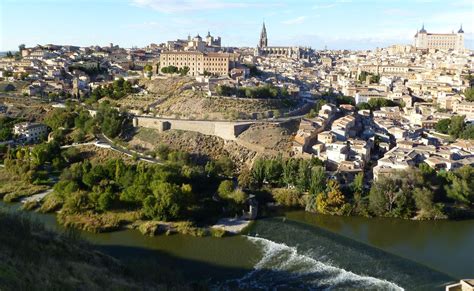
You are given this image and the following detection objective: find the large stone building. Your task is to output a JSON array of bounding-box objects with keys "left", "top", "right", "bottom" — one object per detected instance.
[
  {"left": 159, "top": 51, "right": 236, "bottom": 76},
  {"left": 255, "top": 22, "right": 312, "bottom": 59},
  {"left": 414, "top": 24, "right": 464, "bottom": 51}
]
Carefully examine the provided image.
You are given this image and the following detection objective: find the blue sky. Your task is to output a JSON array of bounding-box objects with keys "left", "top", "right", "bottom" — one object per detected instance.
[{"left": 0, "top": 0, "right": 473, "bottom": 51}]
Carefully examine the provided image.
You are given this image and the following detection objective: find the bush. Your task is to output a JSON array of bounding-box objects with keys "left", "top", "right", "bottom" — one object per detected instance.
[{"left": 272, "top": 188, "right": 303, "bottom": 207}]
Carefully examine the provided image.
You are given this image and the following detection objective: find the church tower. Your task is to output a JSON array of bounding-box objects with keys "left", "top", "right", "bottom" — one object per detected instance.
[{"left": 259, "top": 22, "right": 268, "bottom": 48}]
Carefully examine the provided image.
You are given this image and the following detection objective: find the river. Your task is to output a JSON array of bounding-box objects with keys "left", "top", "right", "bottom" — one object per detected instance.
[{"left": 1, "top": 202, "right": 472, "bottom": 290}]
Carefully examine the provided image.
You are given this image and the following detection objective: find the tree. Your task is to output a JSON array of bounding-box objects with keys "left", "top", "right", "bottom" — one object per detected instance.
[
  {"left": 215, "top": 156, "right": 234, "bottom": 177},
  {"left": 218, "top": 180, "right": 234, "bottom": 199},
  {"left": 309, "top": 166, "right": 326, "bottom": 196},
  {"left": 464, "top": 87, "right": 474, "bottom": 102},
  {"left": 445, "top": 166, "right": 474, "bottom": 205},
  {"left": 251, "top": 158, "right": 266, "bottom": 188},
  {"left": 448, "top": 115, "right": 465, "bottom": 138},
  {"left": 142, "top": 182, "right": 187, "bottom": 221},
  {"left": 272, "top": 188, "right": 302, "bottom": 207},
  {"left": 435, "top": 119, "right": 451, "bottom": 134},
  {"left": 369, "top": 177, "right": 399, "bottom": 216}
]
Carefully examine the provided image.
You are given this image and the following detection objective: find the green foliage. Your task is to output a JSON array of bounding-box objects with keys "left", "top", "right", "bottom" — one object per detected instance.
[
  {"left": 316, "top": 180, "right": 346, "bottom": 215},
  {"left": 95, "top": 102, "right": 127, "bottom": 138},
  {"left": 217, "top": 180, "right": 234, "bottom": 198},
  {"left": 0, "top": 117, "right": 17, "bottom": 141},
  {"left": 306, "top": 99, "right": 327, "bottom": 118},
  {"left": 243, "top": 64, "right": 262, "bottom": 77},
  {"left": 445, "top": 166, "right": 474, "bottom": 206},
  {"left": 272, "top": 188, "right": 302, "bottom": 207},
  {"left": 435, "top": 119, "right": 451, "bottom": 134},
  {"left": 464, "top": 87, "right": 474, "bottom": 102},
  {"left": 161, "top": 66, "right": 179, "bottom": 74},
  {"left": 216, "top": 84, "right": 288, "bottom": 99},
  {"left": 88, "top": 78, "right": 135, "bottom": 102},
  {"left": 361, "top": 98, "right": 398, "bottom": 111},
  {"left": 436, "top": 116, "right": 473, "bottom": 139},
  {"left": 179, "top": 66, "right": 190, "bottom": 76},
  {"left": 335, "top": 95, "right": 355, "bottom": 106}
]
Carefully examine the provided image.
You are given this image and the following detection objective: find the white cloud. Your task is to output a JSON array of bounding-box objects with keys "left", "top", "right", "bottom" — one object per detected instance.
[
  {"left": 282, "top": 16, "right": 307, "bottom": 25},
  {"left": 131, "top": 0, "right": 267, "bottom": 13}
]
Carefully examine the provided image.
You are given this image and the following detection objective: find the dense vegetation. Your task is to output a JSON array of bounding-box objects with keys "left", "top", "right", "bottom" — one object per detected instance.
[
  {"left": 248, "top": 156, "right": 474, "bottom": 219},
  {"left": 464, "top": 87, "right": 474, "bottom": 102},
  {"left": 435, "top": 115, "right": 474, "bottom": 140},
  {"left": 0, "top": 117, "right": 18, "bottom": 141},
  {"left": 88, "top": 78, "right": 136, "bottom": 101},
  {"left": 161, "top": 66, "right": 189, "bottom": 76},
  {"left": 69, "top": 63, "right": 107, "bottom": 76},
  {"left": 358, "top": 71, "right": 380, "bottom": 84},
  {"left": 216, "top": 84, "right": 289, "bottom": 99},
  {"left": 44, "top": 101, "right": 129, "bottom": 140},
  {"left": 356, "top": 98, "right": 400, "bottom": 111}
]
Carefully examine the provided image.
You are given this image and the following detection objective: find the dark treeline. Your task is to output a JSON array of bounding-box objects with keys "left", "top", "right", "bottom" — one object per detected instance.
[
  {"left": 88, "top": 78, "right": 137, "bottom": 102},
  {"left": 435, "top": 115, "right": 474, "bottom": 140},
  {"left": 247, "top": 156, "right": 474, "bottom": 219},
  {"left": 216, "top": 84, "right": 289, "bottom": 99}
]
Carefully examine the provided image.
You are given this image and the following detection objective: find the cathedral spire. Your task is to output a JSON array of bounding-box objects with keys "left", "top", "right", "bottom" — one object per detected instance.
[{"left": 259, "top": 21, "right": 268, "bottom": 48}]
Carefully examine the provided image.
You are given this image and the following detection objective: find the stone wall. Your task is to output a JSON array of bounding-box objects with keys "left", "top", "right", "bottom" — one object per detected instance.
[{"left": 134, "top": 116, "right": 253, "bottom": 140}]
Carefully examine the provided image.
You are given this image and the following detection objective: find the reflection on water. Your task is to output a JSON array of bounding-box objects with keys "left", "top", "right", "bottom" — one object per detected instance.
[{"left": 284, "top": 210, "right": 474, "bottom": 279}]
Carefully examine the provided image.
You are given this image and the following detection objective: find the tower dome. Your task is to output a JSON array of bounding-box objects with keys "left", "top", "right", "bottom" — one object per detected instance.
[{"left": 458, "top": 24, "right": 464, "bottom": 33}]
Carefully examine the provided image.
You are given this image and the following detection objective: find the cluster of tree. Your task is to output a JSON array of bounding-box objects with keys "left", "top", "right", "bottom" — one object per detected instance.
[
  {"left": 435, "top": 116, "right": 474, "bottom": 140},
  {"left": 306, "top": 99, "right": 328, "bottom": 118},
  {"left": 243, "top": 64, "right": 262, "bottom": 77},
  {"left": 0, "top": 117, "right": 18, "bottom": 142},
  {"left": 369, "top": 165, "right": 473, "bottom": 219},
  {"left": 44, "top": 101, "right": 128, "bottom": 141},
  {"left": 49, "top": 151, "right": 241, "bottom": 222},
  {"left": 4, "top": 51, "right": 21, "bottom": 60},
  {"left": 335, "top": 95, "right": 355, "bottom": 106},
  {"left": 358, "top": 71, "right": 380, "bottom": 84},
  {"left": 249, "top": 156, "right": 474, "bottom": 219},
  {"left": 89, "top": 78, "right": 136, "bottom": 101},
  {"left": 3, "top": 141, "right": 76, "bottom": 184},
  {"left": 357, "top": 98, "right": 400, "bottom": 111},
  {"left": 161, "top": 66, "right": 189, "bottom": 76},
  {"left": 68, "top": 63, "right": 106, "bottom": 76},
  {"left": 216, "top": 84, "right": 289, "bottom": 99},
  {"left": 464, "top": 87, "right": 474, "bottom": 102}
]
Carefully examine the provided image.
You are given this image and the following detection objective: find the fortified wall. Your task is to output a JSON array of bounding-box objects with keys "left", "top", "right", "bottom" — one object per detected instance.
[{"left": 133, "top": 116, "right": 253, "bottom": 141}]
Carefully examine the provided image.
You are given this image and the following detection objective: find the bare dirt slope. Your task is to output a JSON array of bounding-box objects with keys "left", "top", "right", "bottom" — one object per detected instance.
[
  {"left": 129, "top": 128, "right": 257, "bottom": 169},
  {"left": 236, "top": 120, "right": 298, "bottom": 155}
]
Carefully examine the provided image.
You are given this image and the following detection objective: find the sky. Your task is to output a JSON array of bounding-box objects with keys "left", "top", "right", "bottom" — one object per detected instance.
[{"left": 0, "top": 0, "right": 473, "bottom": 51}]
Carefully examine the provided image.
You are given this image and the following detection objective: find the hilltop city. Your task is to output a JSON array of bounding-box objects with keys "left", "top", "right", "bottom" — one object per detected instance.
[{"left": 0, "top": 18, "right": 474, "bottom": 289}]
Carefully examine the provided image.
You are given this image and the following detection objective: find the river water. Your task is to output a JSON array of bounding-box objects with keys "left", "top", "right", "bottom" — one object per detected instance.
[{"left": 1, "top": 202, "right": 472, "bottom": 290}]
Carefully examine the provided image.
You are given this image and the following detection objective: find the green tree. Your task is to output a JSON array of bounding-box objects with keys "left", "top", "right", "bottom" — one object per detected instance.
[
  {"left": 435, "top": 119, "right": 451, "bottom": 134},
  {"left": 448, "top": 115, "right": 466, "bottom": 138},
  {"left": 445, "top": 166, "right": 474, "bottom": 205}
]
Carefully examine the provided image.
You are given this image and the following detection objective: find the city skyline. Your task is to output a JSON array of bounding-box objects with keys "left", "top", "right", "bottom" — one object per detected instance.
[{"left": 1, "top": 0, "right": 473, "bottom": 51}]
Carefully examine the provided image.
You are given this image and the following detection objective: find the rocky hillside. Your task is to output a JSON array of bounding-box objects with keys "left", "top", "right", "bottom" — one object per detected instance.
[{"left": 129, "top": 128, "right": 257, "bottom": 170}]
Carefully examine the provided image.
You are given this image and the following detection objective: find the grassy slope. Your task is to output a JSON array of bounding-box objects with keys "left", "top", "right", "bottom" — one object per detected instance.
[{"left": 0, "top": 210, "right": 192, "bottom": 290}]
